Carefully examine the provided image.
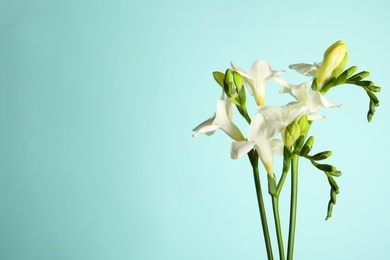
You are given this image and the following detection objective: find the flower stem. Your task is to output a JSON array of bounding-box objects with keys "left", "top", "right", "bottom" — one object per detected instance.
[
  {"left": 272, "top": 196, "right": 285, "bottom": 260},
  {"left": 287, "top": 154, "right": 299, "bottom": 260},
  {"left": 248, "top": 150, "right": 273, "bottom": 260}
]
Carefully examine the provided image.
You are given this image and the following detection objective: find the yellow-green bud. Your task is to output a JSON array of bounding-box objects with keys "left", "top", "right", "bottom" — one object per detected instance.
[
  {"left": 297, "top": 115, "right": 309, "bottom": 135},
  {"left": 331, "top": 52, "right": 348, "bottom": 78},
  {"left": 300, "top": 136, "right": 314, "bottom": 156},
  {"left": 224, "top": 69, "right": 234, "bottom": 94},
  {"left": 316, "top": 40, "right": 347, "bottom": 88},
  {"left": 284, "top": 122, "right": 301, "bottom": 149},
  {"left": 233, "top": 71, "right": 243, "bottom": 91}
]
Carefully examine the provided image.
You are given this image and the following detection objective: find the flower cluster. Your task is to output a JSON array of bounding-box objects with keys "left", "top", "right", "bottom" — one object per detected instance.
[
  {"left": 193, "top": 41, "right": 350, "bottom": 177},
  {"left": 192, "top": 40, "right": 380, "bottom": 259}
]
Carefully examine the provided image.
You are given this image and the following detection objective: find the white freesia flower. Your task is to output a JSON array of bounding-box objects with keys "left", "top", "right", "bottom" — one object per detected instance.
[
  {"left": 231, "top": 113, "right": 284, "bottom": 176},
  {"left": 274, "top": 76, "right": 341, "bottom": 120},
  {"left": 231, "top": 60, "right": 282, "bottom": 106},
  {"left": 192, "top": 95, "right": 245, "bottom": 141}
]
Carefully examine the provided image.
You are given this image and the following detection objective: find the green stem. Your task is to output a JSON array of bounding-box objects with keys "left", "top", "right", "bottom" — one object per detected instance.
[
  {"left": 272, "top": 196, "right": 285, "bottom": 260},
  {"left": 248, "top": 151, "right": 273, "bottom": 260},
  {"left": 287, "top": 155, "right": 299, "bottom": 260}
]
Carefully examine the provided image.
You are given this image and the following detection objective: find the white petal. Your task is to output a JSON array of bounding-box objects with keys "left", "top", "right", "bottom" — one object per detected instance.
[
  {"left": 248, "top": 60, "right": 274, "bottom": 86},
  {"left": 255, "top": 140, "right": 274, "bottom": 175},
  {"left": 230, "top": 61, "right": 251, "bottom": 79},
  {"left": 247, "top": 113, "right": 267, "bottom": 142},
  {"left": 307, "top": 112, "right": 325, "bottom": 121},
  {"left": 319, "top": 94, "right": 341, "bottom": 108},
  {"left": 231, "top": 141, "right": 256, "bottom": 159},
  {"left": 225, "top": 98, "right": 235, "bottom": 119},
  {"left": 271, "top": 139, "right": 284, "bottom": 156},
  {"left": 259, "top": 106, "right": 284, "bottom": 121},
  {"left": 214, "top": 100, "right": 245, "bottom": 141},
  {"left": 290, "top": 83, "right": 309, "bottom": 103},
  {"left": 192, "top": 124, "right": 219, "bottom": 138},
  {"left": 289, "top": 63, "right": 319, "bottom": 77},
  {"left": 274, "top": 76, "right": 288, "bottom": 87},
  {"left": 264, "top": 120, "right": 288, "bottom": 138}
]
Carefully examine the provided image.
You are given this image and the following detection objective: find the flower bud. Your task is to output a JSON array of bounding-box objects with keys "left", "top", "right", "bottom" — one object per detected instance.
[
  {"left": 300, "top": 136, "right": 314, "bottom": 156},
  {"left": 311, "top": 151, "right": 332, "bottom": 161},
  {"left": 284, "top": 122, "right": 301, "bottom": 149},
  {"left": 297, "top": 115, "right": 309, "bottom": 135},
  {"left": 316, "top": 40, "right": 347, "bottom": 88},
  {"left": 224, "top": 69, "right": 234, "bottom": 97},
  {"left": 233, "top": 71, "right": 243, "bottom": 91}
]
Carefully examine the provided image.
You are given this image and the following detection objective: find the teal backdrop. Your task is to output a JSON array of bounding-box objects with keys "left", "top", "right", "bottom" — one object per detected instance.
[{"left": 1, "top": 0, "right": 389, "bottom": 259}]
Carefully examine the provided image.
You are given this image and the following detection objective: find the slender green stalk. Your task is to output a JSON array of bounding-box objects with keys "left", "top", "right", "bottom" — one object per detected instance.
[
  {"left": 287, "top": 155, "right": 299, "bottom": 260},
  {"left": 272, "top": 196, "right": 285, "bottom": 260},
  {"left": 248, "top": 151, "right": 273, "bottom": 260}
]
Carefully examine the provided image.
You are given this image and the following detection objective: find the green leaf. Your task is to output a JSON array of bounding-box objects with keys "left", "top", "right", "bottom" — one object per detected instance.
[{"left": 212, "top": 71, "right": 225, "bottom": 88}]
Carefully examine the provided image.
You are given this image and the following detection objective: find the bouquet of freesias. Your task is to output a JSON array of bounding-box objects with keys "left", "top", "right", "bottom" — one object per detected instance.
[{"left": 192, "top": 41, "right": 381, "bottom": 260}]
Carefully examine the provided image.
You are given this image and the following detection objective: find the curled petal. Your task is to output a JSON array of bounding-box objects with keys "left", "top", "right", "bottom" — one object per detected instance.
[
  {"left": 289, "top": 63, "right": 320, "bottom": 77},
  {"left": 231, "top": 141, "right": 256, "bottom": 160},
  {"left": 192, "top": 124, "right": 219, "bottom": 138}
]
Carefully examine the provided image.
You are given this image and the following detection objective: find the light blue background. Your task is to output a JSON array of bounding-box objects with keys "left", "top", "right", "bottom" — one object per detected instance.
[{"left": 1, "top": 0, "right": 389, "bottom": 259}]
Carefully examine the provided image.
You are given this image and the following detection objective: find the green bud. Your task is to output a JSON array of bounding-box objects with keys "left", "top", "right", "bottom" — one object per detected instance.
[
  {"left": 330, "top": 189, "right": 337, "bottom": 204},
  {"left": 233, "top": 71, "right": 243, "bottom": 91},
  {"left": 348, "top": 71, "right": 370, "bottom": 82},
  {"left": 334, "top": 69, "right": 348, "bottom": 85},
  {"left": 329, "top": 170, "right": 342, "bottom": 177},
  {"left": 300, "top": 136, "right": 314, "bottom": 156},
  {"left": 284, "top": 122, "right": 301, "bottom": 149},
  {"left": 316, "top": 164, "right": 336, "bottom": 172},
  {"left": 325, "top": 201, "right": 333, "bottom": 220},
  {"left": 367, "top": 85, "right": 381, "bottom": 92},
  {"left": 213, "top": 71, "right": 225, "bottom": 88},
  {"left": 327, "top": 176, "right": 340, "bottom": 193},
  {"left": 345, "top": 66, "right": 358, "bottom": 77},
  {"left": 297, "top": 115, "right": 309, "bottom": 135},
  {"left": 366, "top": 90, "right": 379, "bottom": 105},
  {"left": 224, "top": 69, "right": 234, "bottom": 97},
  {"left": 311, "top": 151, "right": 332, "bottom": 161}
]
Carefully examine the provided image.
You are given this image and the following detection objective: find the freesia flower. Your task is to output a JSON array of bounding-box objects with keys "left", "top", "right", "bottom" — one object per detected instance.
[
  {"left": 274, "top": 76, "right": 340, "bottom": 120},
  {"left": 231, "top": 60, "right": 282, "bottom": 106},
  {"left": 231, "top": 113, "right": 284, "bottom": 176},
  {"left": 192, "top": 94, "right": 245, "bottom": 141}
]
